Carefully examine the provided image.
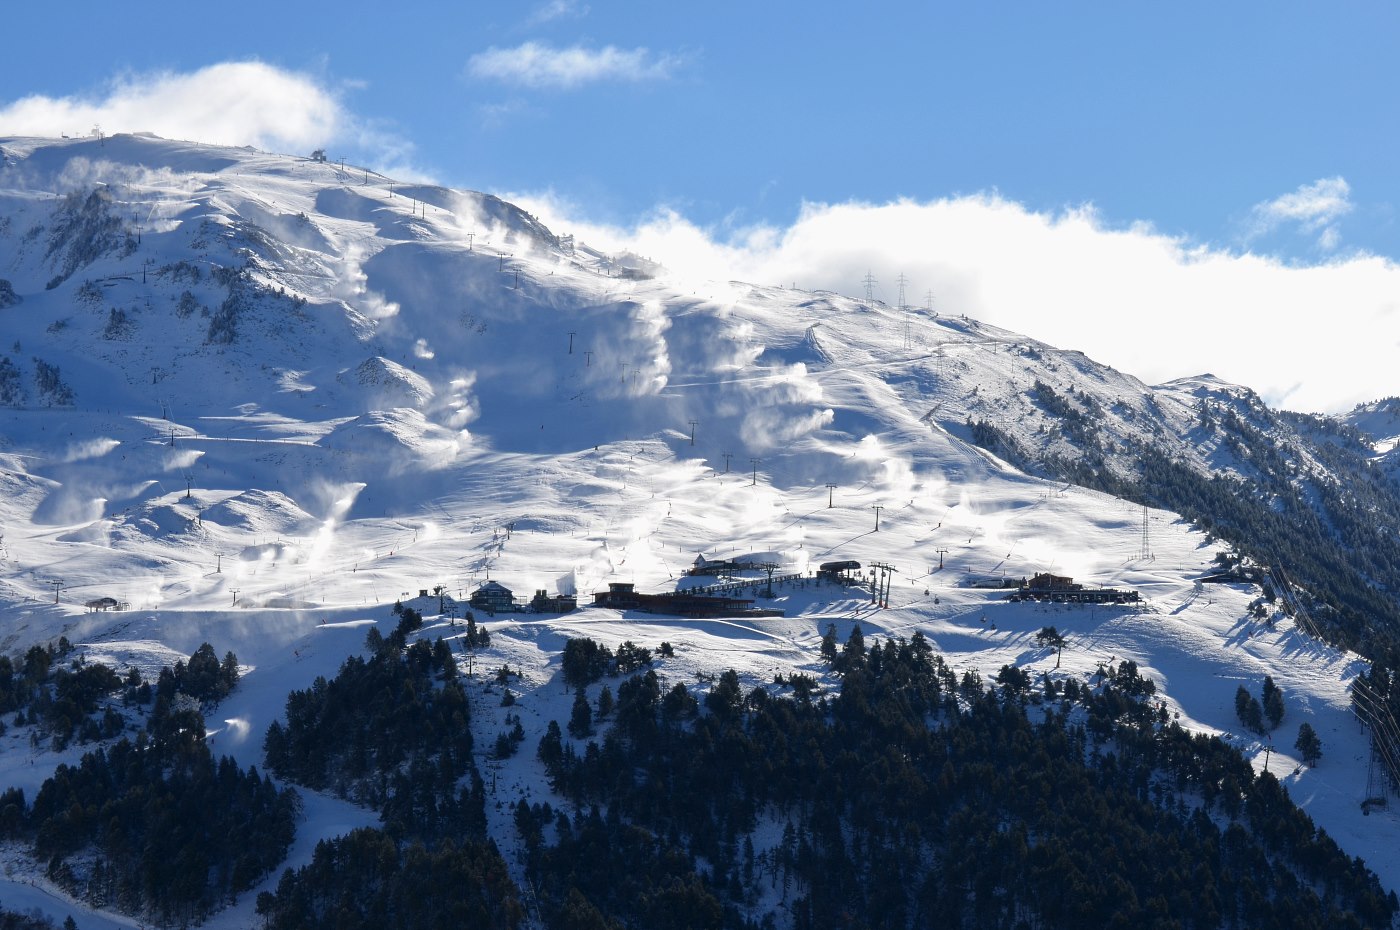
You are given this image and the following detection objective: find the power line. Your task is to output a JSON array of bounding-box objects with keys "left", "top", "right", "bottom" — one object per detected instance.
[
  {"left": 891, "top": 273, "right": 911, "bottom": 348},
  {"left": 862, "top": 270, "right": 878, "bottom": 302}
]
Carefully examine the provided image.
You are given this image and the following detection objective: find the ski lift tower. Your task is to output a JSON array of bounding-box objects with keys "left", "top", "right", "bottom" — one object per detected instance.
[{"left": 757, "top": 562, "right": 780, "bottom": 599}]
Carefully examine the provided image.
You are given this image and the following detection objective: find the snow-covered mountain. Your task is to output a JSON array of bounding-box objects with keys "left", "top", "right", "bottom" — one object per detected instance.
[{"left": 2, "top": 134, "right": 1399, "bottom": 927}]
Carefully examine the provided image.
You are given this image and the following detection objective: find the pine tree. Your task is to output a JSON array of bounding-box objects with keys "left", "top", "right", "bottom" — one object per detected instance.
[
  {"left": 820, "top": 625, "right": 838, "bottom": 665},
  {"left": 1035, "top": 626, "right": 1066, "bottom": 668},
  {"left": 1295, "top": 722, "right": 1322, "bottom": 766},
  {"left": 1262, "top": 676, "right": 1285, "bottom": 730},
  {"left": 840, "top": 624, "right": 866, "bottom": 672},
  {"left": 568, "top": 687, "right": 593, "bottom": 738},
  {"left": 1235, "top": 686, "right": 1265, "bottom": 735},
  {"left": 538, "top": 720, "right": 564, "bottom": 768},
  {"left": 220, "top": 650, "right": 241, "bottom": 692},
  {"left": 704, "top": 669, "right": 743, "bottom": 721}
]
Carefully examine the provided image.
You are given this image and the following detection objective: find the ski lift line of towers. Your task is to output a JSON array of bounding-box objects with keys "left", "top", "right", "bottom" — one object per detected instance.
[
  {"left": 94, "top": 441, "right": 1144, "bottom": 614},
  {"left": 131, "top": 181, "right": 1139, "bottom": 606},
  {"left": 310, "top": 147, "right": 590, "bottom": 272},
  {"left": 143, "top": 461, "right": 1136, "bottom": 614},
  {"left": 537, "top": 268, "right": 946, "bottom": 447}
]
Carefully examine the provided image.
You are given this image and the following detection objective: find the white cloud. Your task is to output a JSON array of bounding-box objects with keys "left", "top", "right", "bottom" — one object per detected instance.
[
  {"left": 466, "top": 42, "right": 680, "bottom": 89},
  {"left": 517, "top": 191, "right": 1400, "bottom": 414},
  {"left": 1248, "top": 176, "right": 1353, "bottom": 251},
  {"left": 0, "top": 62, "right": 339, "bottom": 150},
  {"left": 527, "top": 0, "right": 589, "bottom": 25},
  {"left": 0, "top": 61, "right": 421, "bottom": 176}
]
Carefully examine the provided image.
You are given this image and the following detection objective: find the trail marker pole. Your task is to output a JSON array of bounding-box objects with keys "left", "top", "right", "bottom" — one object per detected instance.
[{"left": 826, "top": 484, "right": 836, "bottom": 508}]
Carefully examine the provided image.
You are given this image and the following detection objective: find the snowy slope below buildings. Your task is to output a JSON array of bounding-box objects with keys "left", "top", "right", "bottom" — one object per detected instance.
[{"left": 0, "top": 134, "right": 1398, "bottom": 925}]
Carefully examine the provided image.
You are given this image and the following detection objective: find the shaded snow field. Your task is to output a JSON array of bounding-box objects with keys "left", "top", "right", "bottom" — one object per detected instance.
[{"left": 0, "top": 134, "right": 1395, "bottom": 925}]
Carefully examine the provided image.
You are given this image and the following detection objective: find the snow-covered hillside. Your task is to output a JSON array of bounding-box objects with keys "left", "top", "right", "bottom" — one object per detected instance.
[{"left": 1, "top": 134, "right": 1396, "bottom": 926}]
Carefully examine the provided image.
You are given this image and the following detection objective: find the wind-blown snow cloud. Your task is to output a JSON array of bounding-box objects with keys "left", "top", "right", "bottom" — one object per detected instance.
[
  {"left": 0, "top": 62, "right": 340, "bottom": 150},
  {"left": 467, "top": 42, "right": 681, "bottom": 89},
  {"left": 0, "top": 61, "right": 421, "bottom": 175},
  {"left": 518, "top": 191, "right": 1400, "bottom": 414},
  {"left": 1248, "top": 177, "right": 1353, "bottom": 251}
]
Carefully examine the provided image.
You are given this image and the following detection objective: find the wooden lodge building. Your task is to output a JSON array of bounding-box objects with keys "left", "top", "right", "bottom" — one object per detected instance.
[
  {"left": 469, "top": 580, "right": 517, "bottom": 614},
  {"left": 1007, "top": 572, "right": 1140, "bottom": 605}
]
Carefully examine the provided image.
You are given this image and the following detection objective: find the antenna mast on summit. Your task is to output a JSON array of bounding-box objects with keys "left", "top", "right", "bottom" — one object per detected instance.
[
  {"left": 897, "top": 273, "right": 911, "bottom": 349},
  {"left": 862, "top": 271, "right": 877, "bottom": 303}
]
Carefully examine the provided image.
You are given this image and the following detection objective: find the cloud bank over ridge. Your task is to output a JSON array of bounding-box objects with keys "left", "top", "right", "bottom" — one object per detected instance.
[{"left": 518, "top": 191, "right": 1400, "bottom": 414}]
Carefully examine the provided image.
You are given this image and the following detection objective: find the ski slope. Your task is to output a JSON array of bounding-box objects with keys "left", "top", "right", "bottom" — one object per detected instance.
[{"left": 0, "top": 133, "right": 1395, "bottom": 926}]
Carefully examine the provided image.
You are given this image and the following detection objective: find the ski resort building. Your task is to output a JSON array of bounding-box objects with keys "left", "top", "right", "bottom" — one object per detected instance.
[
  {"left": 816, "top": 560, "right": 862, "bottom": 583},
  {"left": 687, "top": 554, "right": 743, "bottom": 576},
  {"left": 1007, "top": 573, "right": 1141, "bottom": 604},
  {"left": 469, "top": 581, "right": 517, "bottom": 614},
  {"left": 530, "top": 590, "right": 577, "bottom": 613},
  {"left": 591, "top": 582, "right": 784, "bottom": 618}
]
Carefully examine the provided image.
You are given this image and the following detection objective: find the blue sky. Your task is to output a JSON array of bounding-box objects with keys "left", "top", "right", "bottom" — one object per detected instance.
[
  {"left": 2, "top": 1, "right": 1399, "bottom": 410},
  {"left": 4, "top": 1, "right": 1395, "bottom": 251}
]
